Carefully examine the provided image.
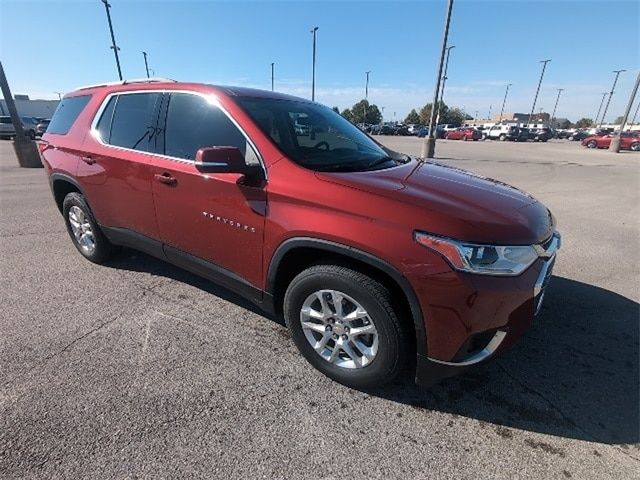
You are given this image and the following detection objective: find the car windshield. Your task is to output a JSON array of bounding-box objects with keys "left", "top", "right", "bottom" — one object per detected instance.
[{"left": 236, "top": 97, "right": 393, "bottom": 172}]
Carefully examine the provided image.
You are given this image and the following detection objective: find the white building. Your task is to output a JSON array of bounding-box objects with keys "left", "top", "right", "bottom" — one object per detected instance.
[{"left": 0, "top": 96, "right": 60, "bottom": 119}]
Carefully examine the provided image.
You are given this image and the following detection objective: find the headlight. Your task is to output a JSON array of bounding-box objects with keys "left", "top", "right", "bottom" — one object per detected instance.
[{"left": 414, "top": 232, "right": 539, "bottom": 276}]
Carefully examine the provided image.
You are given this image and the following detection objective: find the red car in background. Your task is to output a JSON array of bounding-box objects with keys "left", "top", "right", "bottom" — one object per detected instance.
[
  {"left": 582, "top": 131, "right": 640, "bottom": 151},
  {"left": 445, "top": 127, "right": 482, "bottom": 141}
]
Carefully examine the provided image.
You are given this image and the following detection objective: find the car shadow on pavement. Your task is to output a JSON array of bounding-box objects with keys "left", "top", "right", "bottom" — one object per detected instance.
[
  {"left": 105, "top": 250, "right": 638, "bottom": 445},
  {"left": 376, "top": 276, "right": 639, "bottom": 445}
]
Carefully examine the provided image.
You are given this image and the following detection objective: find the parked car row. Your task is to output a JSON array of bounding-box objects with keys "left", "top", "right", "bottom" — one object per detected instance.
[{"left": 0, "top": 115, "right": 50, "bottom": 140}]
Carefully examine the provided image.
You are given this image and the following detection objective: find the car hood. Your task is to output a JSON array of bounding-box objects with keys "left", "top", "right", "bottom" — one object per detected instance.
[{"left": 316, "top": 160, "right": 554, "bottom": 245}]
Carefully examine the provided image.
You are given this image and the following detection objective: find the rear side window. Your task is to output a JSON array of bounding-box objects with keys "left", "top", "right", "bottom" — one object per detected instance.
[
  {"left": 94, "top": 96, "right": 117, "bottom": 143},
  {"left": 108, "top": 93, "right": 161, "bottom": 152},
  {"left": 162, "top": 93, "right": 249, "bottom": 161},
  {"left": 47, "top": 95, "right": 91, "bottom": 135}
]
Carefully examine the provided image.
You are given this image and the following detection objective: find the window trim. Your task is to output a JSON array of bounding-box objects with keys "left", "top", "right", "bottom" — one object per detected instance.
[{"left": 89, "top": 89, "right": 266, "bottom": 179}]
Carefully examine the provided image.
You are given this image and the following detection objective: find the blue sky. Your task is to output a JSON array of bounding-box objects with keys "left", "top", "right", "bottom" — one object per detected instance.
[{"left": 1, "top": 0, "right": 638, "bottom": 122}]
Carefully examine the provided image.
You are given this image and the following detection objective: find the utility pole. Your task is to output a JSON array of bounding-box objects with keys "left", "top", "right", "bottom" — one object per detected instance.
[
  {"left": 609, "top": 72, "right": 639, "bottom": 152},
  {"left": 487, "top": 105, "right": 492, "bottom": 120},
  {"left": 365, "top": 71, "right": 371, "bottom": 99},
  {"left": 271, "top": 62, "right": 275, "bottom": 91},
  {"left": 498, "top": 83, "right": 511, "bottom": 123},
  {"left": 0, "top": 61, "right": 41, "bottom": 167},
  {"left": 100, "top": 0, "right": 123, "bottom": 81},
  {"left": 594, "top": 92, "right": 608, "bottom": 126},
  {"left": 142, "top": 51, "right": 150, "bottom": 78},
  {"left": 436, "top": 45, "right": 455, "bottom": 125},
  {"left": 310, "top": 27, "right": 318, "bottom": 101},
  {"left": 600, "top": 69, "right": 626, "bottom": 127},
  {"left": 422, "top": 0, "right": 454, "bottom": 158},
  {"left": 549, "top": 88, "right": 564, "bottom": 128},
  {"left": 528, "top": 59, "right": 551, "bottom": 125}
]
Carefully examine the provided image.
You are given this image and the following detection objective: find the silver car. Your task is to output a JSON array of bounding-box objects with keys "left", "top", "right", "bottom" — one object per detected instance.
[{"left": 0, "top": 116, "right": 39, "bottom": 140}]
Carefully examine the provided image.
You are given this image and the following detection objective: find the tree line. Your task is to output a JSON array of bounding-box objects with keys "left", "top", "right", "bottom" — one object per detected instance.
[{"left": 335, "top": 99, "right": 469, "bottom": 126}]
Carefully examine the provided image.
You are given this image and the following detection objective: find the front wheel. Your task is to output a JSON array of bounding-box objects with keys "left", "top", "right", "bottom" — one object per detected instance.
[
  {"left": 586, "top": 140, "right": 598, "bottom": 148},
  {"left": 499, "top": 134, "right": 506, "bottom": 141},
  {"left": 630, "top": 142, "right": 640, "bottom": 151},
  {"left": 284, "top": 265, "right": 409, "bottom": 389},
  {"left": 62, "top": 192, "right": 116, "bottom": 264}
]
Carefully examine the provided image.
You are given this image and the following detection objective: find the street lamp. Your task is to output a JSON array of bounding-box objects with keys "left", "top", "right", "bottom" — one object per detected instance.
[
  {"left": 422, "top": 0, "right": 454, "bottom": 158},
  {"left": 271, "top": 62, "right": 275, "bottom": 91},
  {"left": 310, "top": 27, "right": 319, "bottom": 101},
  {"left": 365, "top": 71, "right": 371, "bottom": 99},
  {"left": 594, "top": 92, "right": 608, "bottom": 126},
  {"left": 499, "top": 83, "right": 511, "bottom": 123},
  {"left": 528, "top": 59, "right": 551, "bottom": 125},
  {"left": 599, "top": 69, "right": 626, "bottom": 127},
  {"left": 100, "top": 0, "right": 122, "bottom": 81},
  {"left": 550, "top": 88, "right": 564, "bottom": 128},
  {"left": 436, "top": 45, "right": 455, "bottom": 125},
  {"left": 142, "top": 51, "right": 150, "bottom": 78}
]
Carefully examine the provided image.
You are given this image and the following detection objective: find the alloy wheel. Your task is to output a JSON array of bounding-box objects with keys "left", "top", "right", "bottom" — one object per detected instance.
[
  {"left": 300, "top": 289, "right": 379, "bottom": 369},
  {"left": 68, "top": 205, "right": 96, "bottom": 254}
]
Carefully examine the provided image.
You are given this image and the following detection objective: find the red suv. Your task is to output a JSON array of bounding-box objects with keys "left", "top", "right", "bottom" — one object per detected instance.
[
  {"left": 40, "top": 79, "right": 560, "bottom": 389},
  {"left": 445, "top": 127, "right": 481, "bottom": 141},
  {"left": 582, "top": 131, "right": 640, "bottom": 151}
]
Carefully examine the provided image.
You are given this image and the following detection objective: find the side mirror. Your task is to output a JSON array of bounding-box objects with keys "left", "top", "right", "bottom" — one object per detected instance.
[{"left": 195, "top": 146, "right": 258, "bottom": 176}]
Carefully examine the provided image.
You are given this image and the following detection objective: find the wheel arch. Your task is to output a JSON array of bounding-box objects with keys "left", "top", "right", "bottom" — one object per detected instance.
[
  {"left": 50, "top": 173, "right": 85, "bottom": 213},
  {"left": 266, "top": 237, "right": 427, "bottom": 356}
]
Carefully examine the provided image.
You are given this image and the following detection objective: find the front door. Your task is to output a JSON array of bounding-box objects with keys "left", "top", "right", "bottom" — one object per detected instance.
[{"left": 150, "top": 92, "right": 267, "bottom": 291}]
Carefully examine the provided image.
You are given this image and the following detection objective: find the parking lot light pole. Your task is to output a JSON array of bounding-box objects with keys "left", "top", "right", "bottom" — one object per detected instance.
[
  {"left": 365, "top": 71, "right": 371, "bottom": 100},
  {"left": 550, "top": 88, "right": 564, "bottom": 128},
  {"left": 528, "top": 59, "right": 551, "bottom": 126},
  {"left": 630, "top": 98, "right": 640, "bottom": 128},
  {"left": 142, "top": 51, "right": 150, "bottom": 78},
  {"left": 609, "top": 71, "right": 639, "bottom": 152},
  {"left": 422, "top": 0, "right": 454, "bottom": 158},
  {"left": 311, "top": 27, "right": 318, "bottom": 101},
  {"left": 271, "top": 63, "right": 275, "bottom": 91},
  {"left": 0, "top": 61, "right": 41, "bottom": 167},
  {"left": 100, "top": 0, "right": 123, "bottom": 81},
  {"left": 436, "top": 45, "right": 455, "bottom": 126},
  {"left": 498, "top": 83, "right": 511, "bottom": 123},
  {"left": 594, "top": 92, "right": 608, "bottom": 126},
  {"left": 599, "top": 69, "right": 626, "bottom": 127}
]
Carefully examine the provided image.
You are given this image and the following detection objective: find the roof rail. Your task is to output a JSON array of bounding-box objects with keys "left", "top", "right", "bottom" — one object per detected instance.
[{"left": 75, "top": 77, "right": 177, "bottom": 91}]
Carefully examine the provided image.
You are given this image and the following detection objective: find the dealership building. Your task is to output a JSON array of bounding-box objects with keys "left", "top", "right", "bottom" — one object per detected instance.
[{"left": 0, "top": 95, "right": 60, "bottom": 119}]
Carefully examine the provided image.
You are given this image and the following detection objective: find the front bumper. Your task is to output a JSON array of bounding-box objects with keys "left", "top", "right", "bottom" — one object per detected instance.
[{"left": 414, "top": 232, "right": 560, "bottom": 386}]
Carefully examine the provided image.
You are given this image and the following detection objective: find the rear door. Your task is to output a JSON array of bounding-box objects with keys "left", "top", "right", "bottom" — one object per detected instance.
[
  {"left": 149, "top": 91, "right": 267, "bottom": 289},
  {"left": 78, "top": 91, "right": 162, "bottom": 240}
]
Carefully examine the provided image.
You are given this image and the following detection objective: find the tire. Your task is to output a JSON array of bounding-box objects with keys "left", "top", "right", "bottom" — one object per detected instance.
[
  {"left": 27, "top": 130, "right": 36, "bottom": 140},
  {"left": 586, "top": 140, "right": 598, "bottom": 149},
  {"left": 630, "top": 142, "right": 640, "bottom": 152},
  {"left": 284, "top": 265, "right": 409, "bottom": 389},
  {"left": 62, "top": 192, "right": 116, "bottom": 264},
  {"left": 499, "top": 134, "right": 506, "bottom": 141}
]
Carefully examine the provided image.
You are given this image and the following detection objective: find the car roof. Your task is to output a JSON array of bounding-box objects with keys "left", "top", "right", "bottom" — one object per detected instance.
[{"left": 69, "top": 78, "right": 310, "bottom": 103}]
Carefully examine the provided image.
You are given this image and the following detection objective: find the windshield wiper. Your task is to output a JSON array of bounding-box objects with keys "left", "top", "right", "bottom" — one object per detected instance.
[{"left": 363, "top": 156, "right": 396, "bottom": 171}]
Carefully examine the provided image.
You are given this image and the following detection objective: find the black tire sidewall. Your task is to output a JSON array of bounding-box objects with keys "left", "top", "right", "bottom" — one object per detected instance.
[
  {"left": 62, "top": 192, "right": 113, "bottom": 264},
  {"left": 284, "top": 266, "right": 404, "bottom": 389}
]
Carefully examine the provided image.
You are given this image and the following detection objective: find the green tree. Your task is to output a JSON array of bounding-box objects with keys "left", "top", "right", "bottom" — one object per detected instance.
[
  {"left": 341, "top": 108, "right": 354, "bottom": 122},
  {"left": 442, "top": 107, "right": 465, "bottom": 127},
  {"left": 332, "top": 106, "right": 340, "bottom": 114},
  {"left": 419, "top": 101, "right": 448, "bottom": 125},
  {"left": 349, "top": 99, "right": 382, "bottom": 124},
  {"left": 575, "top": 118, "right": 594, "bottom": 128},
  {"left": 559, "top": 119, "right": 572, "bottom": 129},
  {"left": 613, "top": 116, "right": 624, "bottom": 124},
  {"left": 404, "top": 109, "right": 421, "bottom": 124}
]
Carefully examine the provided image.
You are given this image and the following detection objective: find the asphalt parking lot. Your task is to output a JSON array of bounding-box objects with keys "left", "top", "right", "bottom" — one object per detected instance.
[{"left": 0, "top": 138, "right": 638, "bottom": 479}]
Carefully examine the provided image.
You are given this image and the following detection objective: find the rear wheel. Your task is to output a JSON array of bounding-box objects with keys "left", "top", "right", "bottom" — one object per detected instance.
[
  {"left": 499, "top": 134, "right": 506, "bottom": 141},
  {"left": 586, "top": 140, "right": 598, "bottom": 148},
  {"left": 630, "top": 142, "right": 640, "bottom": 151},
  {"left": 62, "top": 192, "right": 116, "bottom": 264},
  {"left": 284, "top": 265, "right": 409, "bottom": 389}
]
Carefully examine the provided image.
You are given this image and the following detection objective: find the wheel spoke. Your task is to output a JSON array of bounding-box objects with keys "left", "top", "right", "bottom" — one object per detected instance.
[
  {"left": 341, "top": 341, "right": 362, "bottom": 368},
  {"left": 349, "top": 323, "right": 376, "bottom": 337},
  {"left": 343, "top": 306, "right": 369, "bottom": 323},
  {"left": 353, "top": 338, "right": 377, "bottom": 363},
  {"left": 328, "top": 343, "right": 341, "bottom": 363},
  {"left": 314, "top": 332, "right": 332, "bottom": 353},
  {"left": 302, "top": 321, "right": 326, "bottom": 334},
  {"left": 330, "top": 291, "right": 344, "bottom": 318},
  {"left": 315, "top": 291, "right": 332, "bottom": 317}
]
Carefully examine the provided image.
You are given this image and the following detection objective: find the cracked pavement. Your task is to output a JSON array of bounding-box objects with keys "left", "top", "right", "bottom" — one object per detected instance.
[{"left": 0, "top": 139, "right": 638, "bottom": 479}]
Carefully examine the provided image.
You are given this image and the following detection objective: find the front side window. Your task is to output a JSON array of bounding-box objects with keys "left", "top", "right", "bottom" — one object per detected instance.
[
  {"left": 108, "top": 93, "right": 161, "bottom": 152},
  {"left": 162, "top": 93, "right": 249, "bottom": 161},
  {"left": 236, "top": 97, "right": 392, "bottom": 172},
  {"left": 47, "top": 95, "right": 91, "bottom": 135}
]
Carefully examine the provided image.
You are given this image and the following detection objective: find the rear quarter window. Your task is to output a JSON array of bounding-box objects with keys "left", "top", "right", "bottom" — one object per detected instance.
[{"left": 47, "top": 95, "right": 91, "bottom": 135}]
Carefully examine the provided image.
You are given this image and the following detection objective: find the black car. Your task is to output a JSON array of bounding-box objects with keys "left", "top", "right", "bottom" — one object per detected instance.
[
  {"left": 570, "top": 130, "right": 591, "bottom": 141},
  {"left": 416, "top": 126, "right": 445, "bottom": 139},
  {"left": 532, "top": 128, "right": 553, "bottom": 142}
]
